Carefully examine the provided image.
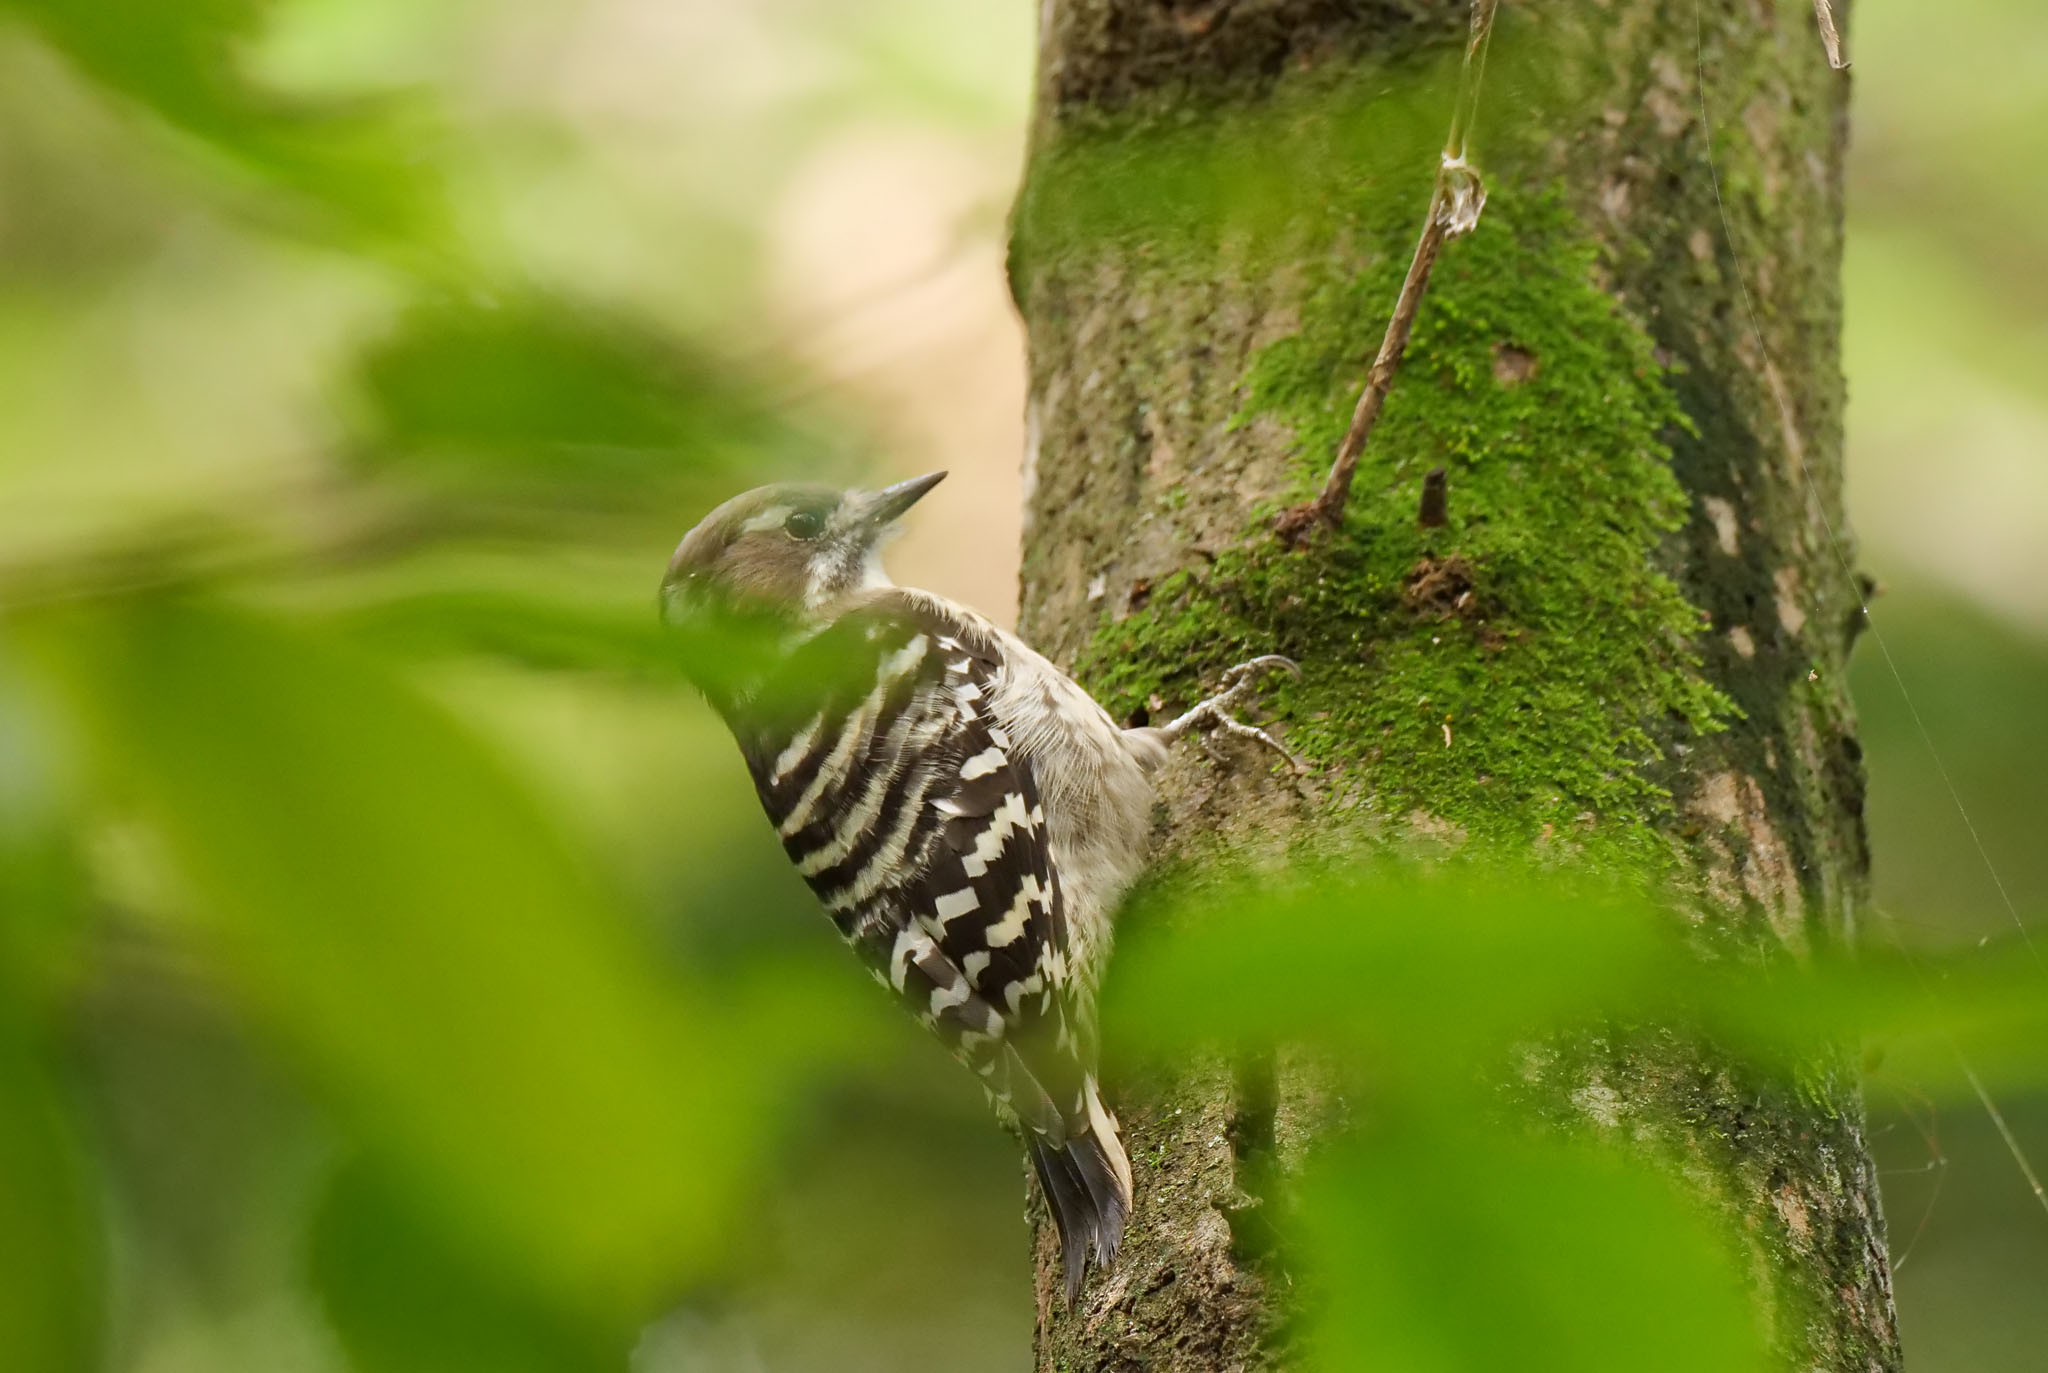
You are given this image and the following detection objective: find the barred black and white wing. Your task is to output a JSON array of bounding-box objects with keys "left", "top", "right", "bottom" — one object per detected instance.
[{"left": 724, "top": 592, "right": 1130, "bottom": 1299}]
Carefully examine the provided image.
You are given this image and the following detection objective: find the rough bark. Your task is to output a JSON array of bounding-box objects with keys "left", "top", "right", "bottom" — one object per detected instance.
[{"left": 1010, "top": 1, "right": 1896, "bottom": 1370}]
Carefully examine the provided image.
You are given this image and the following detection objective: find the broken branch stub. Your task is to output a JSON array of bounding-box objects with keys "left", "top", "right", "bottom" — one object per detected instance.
[
  {"left": 1812, "top": 0, "right": 1849, "bottom": 70},
  {"left": 1419, "top": 466, "right": 1449, "bottom": 528}
]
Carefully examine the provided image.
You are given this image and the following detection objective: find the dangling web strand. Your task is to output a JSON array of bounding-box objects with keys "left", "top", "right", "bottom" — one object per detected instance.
[{"left": 1962, "top": 1059, "right": 2048, "bottom": 1223}]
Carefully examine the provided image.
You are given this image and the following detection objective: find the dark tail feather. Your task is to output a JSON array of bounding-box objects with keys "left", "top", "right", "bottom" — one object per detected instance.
[
  {"left": 1066, "top": 1130, "right": 1130, "bottom": 1267},
  {"left": 1029, "top": 1136, "right": 1097, "bottom": 1306},
  {"left": 1028, "top": 1108, "right": 1133, "bottom": 1305}
]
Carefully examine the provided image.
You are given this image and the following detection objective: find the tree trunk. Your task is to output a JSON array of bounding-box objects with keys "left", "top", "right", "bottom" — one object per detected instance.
[{"left": 1010, "top": 2, "right": 1897, "bottom": 1369}]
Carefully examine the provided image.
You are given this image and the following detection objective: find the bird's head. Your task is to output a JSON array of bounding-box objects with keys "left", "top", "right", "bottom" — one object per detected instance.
[{"left": 660, "top": 471, "right": 945, "bottom": 625}]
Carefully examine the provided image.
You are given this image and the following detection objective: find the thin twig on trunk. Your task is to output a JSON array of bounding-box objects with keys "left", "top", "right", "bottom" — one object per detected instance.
[
  {"left": 1811, "top": 0, "right": 1849, "bottom": 70},
  {"left": 1275, "top": 0, "right": 1499, "bottom": 547}
]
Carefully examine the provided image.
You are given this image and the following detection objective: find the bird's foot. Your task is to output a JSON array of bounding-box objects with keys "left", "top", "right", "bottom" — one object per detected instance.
[{"left": 1158, "top": 655, "right": 1305, "bottom": 772}]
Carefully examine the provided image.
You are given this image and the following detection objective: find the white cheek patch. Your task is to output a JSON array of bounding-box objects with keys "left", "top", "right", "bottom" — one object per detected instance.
[
  {"left": 800, "top": 534, "right": 898, "bottom": 608},
  {"left": 804, "top": 543, "right": 856, "bottom": 609}
]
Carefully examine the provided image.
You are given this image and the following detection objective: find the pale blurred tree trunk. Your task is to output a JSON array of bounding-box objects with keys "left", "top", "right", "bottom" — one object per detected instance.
[{"left": 1010, "top": 2, "right": 1899, "bottom": 1370}]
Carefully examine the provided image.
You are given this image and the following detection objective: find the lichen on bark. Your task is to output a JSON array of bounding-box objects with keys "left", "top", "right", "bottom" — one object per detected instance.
[{"left": 1012, "top": 2, "right": 1894, "bottom": 1369}]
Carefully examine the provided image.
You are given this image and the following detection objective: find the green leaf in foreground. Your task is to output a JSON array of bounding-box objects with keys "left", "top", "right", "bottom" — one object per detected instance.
[
  {"left": 312, "top": 1158, "right": 627, "bottom": 1373},
  {"left": 1105, "top": 864, "right": 2048, "bottom": 1103},
  {"left": 2, "top": 0, "right": 443, "bottom": 246},
  {"left": 1101, "top": 865, "right": 2048, "bottom": 1371},
  {"left": 0, "top": 1026, "right": 103, "bottom": 1373},
  {"left": 12, "top": 595, "right": 783, "bottom": 1321},
  {"left": 1300, "top": 1130, "right": 1764, "bottom": 1373}
]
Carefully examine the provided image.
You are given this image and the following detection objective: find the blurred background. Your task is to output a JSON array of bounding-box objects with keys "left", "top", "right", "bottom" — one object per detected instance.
[{"left": 0, "top": 0, "right": 2040, "bottom": 1369}]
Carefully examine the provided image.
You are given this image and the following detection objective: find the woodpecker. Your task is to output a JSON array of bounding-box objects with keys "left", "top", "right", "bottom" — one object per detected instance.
[{"left": 660, "top": 471, "right": 1294, "bottom": 1302}]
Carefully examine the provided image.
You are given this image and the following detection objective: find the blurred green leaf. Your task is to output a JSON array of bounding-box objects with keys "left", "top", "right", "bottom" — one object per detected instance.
[
  {"left": 0, "top": 1026, "right": 103, "bottom": 1373},
  {"left": 1301, "top": 1129, "right": 1764, "bottom": 1373},
  {"left": 1690, "top": 942, "right": 2048, "bottom": 1098},
  {"left": 1106, "top": 863, "right": 2048, "bottom": 1106},
  {"left": 331, "top": 586, "right": 701, "bottom": 680},
  {"left": 0, "top": 652, "right": 90, "bottom": 1016},
  {"left": 1105, "top": 867, "right": 1679, "bottom": 1080},
  {"left": 324, "top": 584, "right": 831, "bottom": 724},
  {"left": 312, "top": 1157, "right": 628, "bottom": 1373},
  {"left": 350, "top": 296, "right": 802, "bottom": 514},
  {"left": 0, "top": 654, "right": 101, "bottom": 1373},
  {"left": 10, "top": 595, "right": 773, "bottom": 1322},
  {"left": 1, "top": 0, "right": 444, "bottom": 246}
]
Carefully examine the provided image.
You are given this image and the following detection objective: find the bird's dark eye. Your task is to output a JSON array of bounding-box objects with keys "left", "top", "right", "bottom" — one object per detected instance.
[{"left": 783, "top": 509, "right": 826, "bottom": 540}]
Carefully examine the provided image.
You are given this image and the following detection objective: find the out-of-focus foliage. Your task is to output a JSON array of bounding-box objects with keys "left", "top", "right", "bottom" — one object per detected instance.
[
  {"left": 310, "top": 1158, "right": 624, "bottom": 1373},
  {"left": 18, "top": 596, "right": 774, "bottom": 1317},
  {"left": 347, "top": 295, "right": 803, "bottom": 520},
  {"left": 0, "top": 0, "right": 445, "bottom": 248},
  {"left": 1105, "top": 865, "right": 2044, "bottom": 1372},
  {"left": 0, "top": 661, "right": 103, "bottom": 1371},
  {"left": 1301, "top": 1135, "right": 1757, "bottom": 1373},
  {"left": 0, "top": 0, "right": 2041, "bottom": 1370},
  {"left": 0, "top": 1024, "right": 104, "bottom": 1372},
  {"left": 1109, "top": 870, "right": 2047, "bottom": 1088}
]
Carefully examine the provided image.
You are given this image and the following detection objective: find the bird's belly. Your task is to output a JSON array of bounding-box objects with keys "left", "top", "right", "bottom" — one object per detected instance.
[{"left": 1030, "top": 726, "right": 1156, "bottom": 992}]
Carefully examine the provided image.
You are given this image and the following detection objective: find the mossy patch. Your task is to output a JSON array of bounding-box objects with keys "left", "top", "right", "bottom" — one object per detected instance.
[
  {"left": 1011, "top": 52, "right": 1457, "bottom": 309},
  {"left": 1074, "top": 189, "right": 1734, "bottom": 867}
]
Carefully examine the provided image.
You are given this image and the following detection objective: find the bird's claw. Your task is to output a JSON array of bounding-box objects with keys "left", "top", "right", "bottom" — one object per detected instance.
[{"left": 1160, "top": 655, "right": 1305, "bottom": 774}]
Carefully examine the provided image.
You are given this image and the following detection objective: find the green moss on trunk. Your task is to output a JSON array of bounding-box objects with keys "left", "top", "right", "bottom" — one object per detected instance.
[{"left": 1073, "top": 190, "right": 1734, "bottom": 868}]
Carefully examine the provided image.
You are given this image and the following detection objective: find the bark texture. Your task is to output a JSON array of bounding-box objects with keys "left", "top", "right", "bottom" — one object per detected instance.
[{"left": 1011, "top": 0, "right": 1896, "bottom": 1369}]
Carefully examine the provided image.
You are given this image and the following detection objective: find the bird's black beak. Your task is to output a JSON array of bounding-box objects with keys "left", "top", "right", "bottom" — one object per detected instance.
[{"left": 857, "top": 470, "right": 946, "bottom": 531}]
